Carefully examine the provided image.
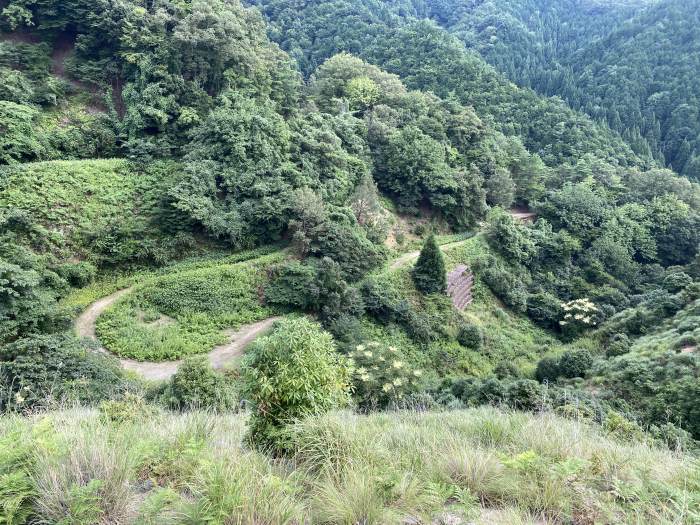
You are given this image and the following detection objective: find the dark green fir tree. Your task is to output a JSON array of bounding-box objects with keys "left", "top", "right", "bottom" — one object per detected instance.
[{"left": 412, "top": 234, "right": 446, "bottom": 294}]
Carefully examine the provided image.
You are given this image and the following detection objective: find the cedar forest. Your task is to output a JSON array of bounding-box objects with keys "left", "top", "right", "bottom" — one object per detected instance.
[{"left": 0, "top": 0, "right": 699, "bottom": 523}]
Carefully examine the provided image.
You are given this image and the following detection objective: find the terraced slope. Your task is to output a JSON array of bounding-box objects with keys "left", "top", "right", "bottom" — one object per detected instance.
[{"left": 447, "top": 264, "right": 474, "bottom": 310}]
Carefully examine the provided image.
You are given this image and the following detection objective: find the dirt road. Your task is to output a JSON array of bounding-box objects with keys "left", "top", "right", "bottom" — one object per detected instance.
[{"left": 74, "top": 287, "right": 279, "bottom": 381}]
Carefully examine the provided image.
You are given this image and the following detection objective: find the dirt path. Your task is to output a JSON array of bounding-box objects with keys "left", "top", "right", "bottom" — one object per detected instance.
[
  {"left": 77, "top": 235, "right": 476, "bottom": 379},
  {"left": 75, "top": 287, "right": 280, "bottom": 381}
]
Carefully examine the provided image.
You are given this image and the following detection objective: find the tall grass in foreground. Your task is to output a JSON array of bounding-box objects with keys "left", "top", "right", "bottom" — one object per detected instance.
[{"left": 0, "top": 407, "right": 698, "bottom": 524}]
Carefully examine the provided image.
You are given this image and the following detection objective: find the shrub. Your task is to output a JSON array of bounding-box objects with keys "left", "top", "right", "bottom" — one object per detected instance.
[
  {"left": 350, "top": 342, "right": 422, "bottom": 409},
  {"left": 413, "top": 223, "right": 427, "bottom": 237},
  {"left": 265, "top": 261, "right": 319, "bottom": 310},
  {"left": 457, "top": 323, "right": 483, "bottom": 350},
  {"left": 558, "top": 349, "right": 593, "bottom": 379},
  {"left": 662, "top": 271, "right": 692, "bottom": 293},
  {"left": 504, "top": 379, "right": 545, "bottom": 411},
  {"left": 162, "top": 356, "right": 236, "bottom": 412},
  {"left": 411, "top": 234, "right": 446, "bottom": 294},
  {"left": 535, "top": 356, "right": 561, "bottom": 383},
  {"left": 240, "top": 318, "right": 351, "bottom": 451},
  {"left": 605, "top": 333, "right": 631, "bottom": 358},
  {"left": 526, "top": 292, "right": 562, "bottom": 331},
  {"left": 0, "top": 334, "right": 123, "bottom": 412},
  {"left": 559, "top": 298, "right": 599, "bottom": 338},
  {"left": 478, "top": 263, "right": 527, "bottom": 313},
  {"left": 361, "top": 278, "right": 439, "bottom": 344}
]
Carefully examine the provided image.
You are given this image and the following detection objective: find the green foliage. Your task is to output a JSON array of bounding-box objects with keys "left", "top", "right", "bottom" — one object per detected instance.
[
  {"left": 2, "top": 407, "right": 698, "bottom": 524},
  {"left": 0, "top": 159, "right": 196, "bottom": 266},
  {"left": 486, "top": 208, "right": 537, "bottom": 265},
  {"left": 0, "top": 423, "right": 36, "bottom": 525},
  {"left": 361, "top": 277, "right": 439, "bottom": 344},
  {"left": 253, "top": 0, "right": 645, "bottom": 168},
  {"left": 435, "top": 0, "right": 700, "bottom": 178},
  {"left": 535, "top": 348, "right": 593, "bottom": 383},
  {"left": 265, "top": 257, "right": 365, "bottom": 327},
  {"left": 0, "top": 334, "right": 123, "bottom": 412},
  {"left": 98, "top": 393, "right": 158, "bottom": 424},
  {"left": 474, "top": 257, "right": 527, "bottom": 313},
  {"left": 605, "top": 333, "right": 631, "bottom": 358},
  {"left": 591, "top": 345, "right": 700, "bottom": 439},
  {"left": 346, "top": 76, "right": 379, "bottom": 112},
  {"left": 534, "top": 356, "right": 561, "bottom": 384},
  {"left": 163, "top": 357, "right": 236, "bottom": 412},
  {"left": 558, "top": 349, "right": 594, "bottom": 379},
  {"left": 240, "top": 317, "right": 351, "bottom": 451},
  {"left": 412, "top": 234, "right": 446, "bottom": 294},
  {"left": 0, "top": 101, "right": 43, "bottom": 164}
]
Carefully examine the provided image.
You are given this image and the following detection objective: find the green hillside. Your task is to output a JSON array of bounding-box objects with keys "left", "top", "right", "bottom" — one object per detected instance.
[
  {"left": 0, "top": 0, "right": 699, "bottom": 522},
  {"left": 0, "top": 159, "right": 195, "bottom": 265}
]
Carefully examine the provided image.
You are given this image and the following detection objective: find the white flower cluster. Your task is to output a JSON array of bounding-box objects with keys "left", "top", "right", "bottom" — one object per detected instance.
[{"left": 560, "top": 298, "right": 598, "bottom": 326}]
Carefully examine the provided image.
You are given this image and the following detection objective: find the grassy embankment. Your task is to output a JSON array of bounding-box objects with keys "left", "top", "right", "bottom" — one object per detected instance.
[{"left": 1, "top": 406, "right": 697, "bottom": 524}]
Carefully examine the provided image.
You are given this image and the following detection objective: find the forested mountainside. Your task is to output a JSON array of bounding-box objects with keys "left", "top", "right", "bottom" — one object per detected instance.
[
  {"left": 417, "top": 0, "right": 700, "bottom": 179},
  {"left": 1, "top": 0, "right": 699, "bottom": 522},
  {"left": 250, "top": 0, "right": 652, "bottom": 169}
]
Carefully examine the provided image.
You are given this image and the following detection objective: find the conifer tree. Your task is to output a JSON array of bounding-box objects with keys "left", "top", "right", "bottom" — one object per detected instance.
[{"left": 412, "top": 233, "right": 446, "bottom": 294}]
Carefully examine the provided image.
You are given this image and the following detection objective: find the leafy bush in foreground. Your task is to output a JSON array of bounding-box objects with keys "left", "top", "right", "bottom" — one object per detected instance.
[{"left": 240, "top": 317, "right": 351, "bottom": 451}]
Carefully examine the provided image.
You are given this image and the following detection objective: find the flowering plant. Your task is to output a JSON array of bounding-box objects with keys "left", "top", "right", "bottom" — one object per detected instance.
[
  {"left": 560, "top": 298, "right": 599, "bottom": 336},
  {"left": 350, "top": 341, "right": 422, "bottom": 409}
]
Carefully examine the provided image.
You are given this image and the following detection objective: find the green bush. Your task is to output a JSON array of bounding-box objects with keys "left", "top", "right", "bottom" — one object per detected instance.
[
  {"left": 57, "top": 261, "right": 97, "bottom": 288},
  {"left": 457, "top": 323, "right": 483, "bottom": 350},
  {"left": 526, "top": 292, "right": 563, "bottom": 331},
  {"left": 240, "top": 317, "right": 351, "bottom": 452},
  {"left": 361, "top": 277, "right": 440, "bottom": 344},
  {"left": 411, "top": 234, "right": 446, "bottom": 294},
  {"left": 477, "top": 262, "right": 527, "bottom": 313},
  {"left": 558, "top": 349, "right": 593, "bottom": 379},
  {"left": 264, "top": 261, "right": 319, "bottom": 310},
  {"left": 535, "top": 356, "right": 561, "bottom": 383},
  {"left": 605, "top": 333, "right": 631, "bottom": 358},
  {"left": 535, "top": 349, "right": 593, "bottom": 383},
  {"left": 662, "top": 272, "right": 692, "bottom": 293},
  {"left": 163, "top": 356, "right": 236, "bottom": 412}
]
